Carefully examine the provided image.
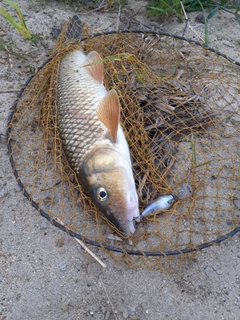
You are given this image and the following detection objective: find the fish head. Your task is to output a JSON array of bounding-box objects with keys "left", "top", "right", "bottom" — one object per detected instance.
[{"left": 82, "top": 146, "right": 140, "bottom": 234}]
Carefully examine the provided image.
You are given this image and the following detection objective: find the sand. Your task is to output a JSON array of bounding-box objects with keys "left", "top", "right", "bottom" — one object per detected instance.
[{"left": 0, "top": 1, "right": 240, "bottom": 319}]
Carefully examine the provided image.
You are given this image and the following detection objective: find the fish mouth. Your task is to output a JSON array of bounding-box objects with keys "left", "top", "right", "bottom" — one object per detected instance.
[
  {"left": 106, "top": 210, "right": 137, "bottom": 235},
  {"left": 119, "top": 219, "right": 136, "bottom": 235},
  {"left": 118, "top": 202, "right": 140, "bottom": 234}
]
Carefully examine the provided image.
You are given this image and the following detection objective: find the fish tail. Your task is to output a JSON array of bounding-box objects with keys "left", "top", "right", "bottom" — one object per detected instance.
[
  {"left": 56, "top": 15, "right": 82, "bottom": 45},
  {"left": 141, "top": 203, "right": 156, "bottom": 217},
  {"left": 65, "top": 15, "right": 82, "bottom": 40}
]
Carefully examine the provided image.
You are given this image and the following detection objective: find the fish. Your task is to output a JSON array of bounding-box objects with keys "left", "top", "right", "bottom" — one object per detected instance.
[
  {"left": 57, "top": 49, "right": 140, "bottom": 234},
  {"left": 141, "top": 195, "right": 177, "bottom": 218},
  {"left": 141, "top": 183, "right": 193, "bottom": 218}
]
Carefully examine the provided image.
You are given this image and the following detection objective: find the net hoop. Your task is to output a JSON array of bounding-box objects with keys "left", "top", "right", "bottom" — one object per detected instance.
[{"left": 6, "top": 30, "right": 240, "bottom": 257}]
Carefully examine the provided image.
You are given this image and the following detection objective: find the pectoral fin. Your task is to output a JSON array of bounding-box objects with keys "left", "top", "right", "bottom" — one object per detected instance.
[
  {"left": 84, "top": 51, "right": 103, "bottom": 83},
  {"left": 96, "top": 89, "right": 120, "bottom": 143}
]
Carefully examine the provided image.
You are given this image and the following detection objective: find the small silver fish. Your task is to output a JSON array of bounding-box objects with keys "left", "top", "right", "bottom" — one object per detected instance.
[
  {"left": 141, "top": 195, "right": 177, "bottom": 218},
  {"left": 57, "top": 50, "right": 140, "bottom": 234}
]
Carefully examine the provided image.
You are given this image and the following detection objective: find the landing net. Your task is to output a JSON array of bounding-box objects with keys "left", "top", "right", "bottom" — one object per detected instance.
[{"left": 7, "top": 16, "right": 240, "bottom": 269}]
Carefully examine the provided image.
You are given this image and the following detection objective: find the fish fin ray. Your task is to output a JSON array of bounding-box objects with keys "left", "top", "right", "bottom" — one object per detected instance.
[
  {"left": 84, "top": 51, "right": 103, "bottom": 83},
  {"left": 96, "top": 89, "right": 120, "bottom": 143}
]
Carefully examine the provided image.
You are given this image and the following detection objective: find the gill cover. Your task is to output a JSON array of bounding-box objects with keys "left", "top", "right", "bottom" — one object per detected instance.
[{"left": 83, "top": 146, "right": 121, "bottom": 208}]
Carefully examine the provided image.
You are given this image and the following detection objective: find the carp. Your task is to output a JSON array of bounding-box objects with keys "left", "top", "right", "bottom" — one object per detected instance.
[{"left": 57, "top": 49, "right": 140, "bottom": 234}]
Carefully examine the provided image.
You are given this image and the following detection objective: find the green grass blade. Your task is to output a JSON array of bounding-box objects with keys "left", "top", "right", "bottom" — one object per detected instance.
[
  {"left": 86, "top": 53, "right": 134, "bottom": 65},
  {"left": 0, "top": 41, "right": 12, "bottom": 50},
  {"left": 208, "top": 6, "right": 219, "bottom": 19},
  {"left": 190, "top": 134, "right": 213, "bottom": 168},
  {"left": 190, "top": 135, "right": 197, "bottom": 166},
  {"left": 0, "top": 1, "right": 32, "bottom": 39},
  {"left": 193, "top": 160, "right": 213, "bottom": 168},
  {"left": 0, "top": 41, "right": 26, "bottom": 59},
  {"left": 4, "top": 0, "right": 28, "bottom": 29}
]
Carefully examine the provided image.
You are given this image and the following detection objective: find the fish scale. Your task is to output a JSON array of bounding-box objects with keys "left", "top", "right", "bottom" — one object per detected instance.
[{"left": 57, "top": 57, "right": 106, "bottom": 172}]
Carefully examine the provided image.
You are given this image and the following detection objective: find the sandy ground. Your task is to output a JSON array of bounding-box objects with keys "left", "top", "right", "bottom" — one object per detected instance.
[{"left": 0, "top": 1, "right": 240, "bottom": 319}]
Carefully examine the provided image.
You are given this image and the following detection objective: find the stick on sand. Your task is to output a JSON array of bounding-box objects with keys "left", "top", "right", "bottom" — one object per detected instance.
[{"left": 74, "top": 237, "right": 107, "bottom": 268}]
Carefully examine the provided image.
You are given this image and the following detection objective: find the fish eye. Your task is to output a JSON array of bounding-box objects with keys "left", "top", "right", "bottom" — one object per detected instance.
[{"left": 96, "top": 187, "right": 108, "bottom": 201}]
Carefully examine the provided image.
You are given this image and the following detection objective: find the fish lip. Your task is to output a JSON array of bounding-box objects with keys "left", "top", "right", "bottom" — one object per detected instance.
[
  {"left": 106, "top": 210, "right": 137, "bottom": 235},
  {"left": 133, "top": 216, "right": 141, "bottom": 223},
  {"left": 170, "top": 194, "right": 178, "bottom": 203}
]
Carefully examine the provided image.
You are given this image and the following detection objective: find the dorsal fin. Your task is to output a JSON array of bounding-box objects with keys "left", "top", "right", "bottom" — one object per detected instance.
[
  {"left": 84, "top": 51, "right": 103, "bottom": 83},
  {"left": 96, "top": 89, "right": 120, "bottom": 143}
]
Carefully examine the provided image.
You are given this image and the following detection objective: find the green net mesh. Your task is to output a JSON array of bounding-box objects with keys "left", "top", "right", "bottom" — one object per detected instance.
[{"left": 7, "top": 17, "right": 240, "bottom": 270}]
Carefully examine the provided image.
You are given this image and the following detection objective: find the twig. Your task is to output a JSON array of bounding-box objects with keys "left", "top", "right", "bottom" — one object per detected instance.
[
  {"left": 74, "top": 237, "right": 106, "bottom": 268},
  {"left": 180, "top": 1, "right": 204, "bottom": 43},
  {"left": 138, "top": 171, "right": 149, "bottom": 197},
  {"left": 144, "top": 122, "right": 164, "bottom": 131},
  {"left": 100, "top": 277, "right": 119, "bottom": 320},
  {"left": 88, "top": 0, "right": 105, "bottom": 12},
  {"left": 162, "top": 157, "right": 175, "bottom": 181},
  {"left": 0, "top": 89, "right": 21, "bottom": 93},
  {"left": 5, "top": 45, "right": 13, "bottom": 69},
  {"left": 116, "top": 4, "right": 121, "bottom": 32}
]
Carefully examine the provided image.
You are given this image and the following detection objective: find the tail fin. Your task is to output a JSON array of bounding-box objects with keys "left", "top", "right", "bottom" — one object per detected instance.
[
  {"left": 65, "top": 15, "right": 82, "bottom": 40},
  {"left": 53, "top": 15, "right": 82, "bottom": 49}
]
